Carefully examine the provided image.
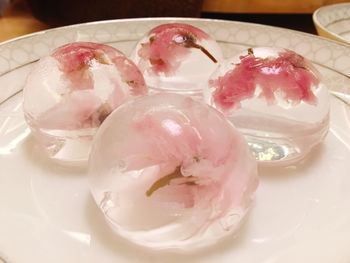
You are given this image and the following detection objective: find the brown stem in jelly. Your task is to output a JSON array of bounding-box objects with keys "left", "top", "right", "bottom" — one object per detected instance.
[
  {"left": 176, "top": 34, "right": 217, "bottom": 63},
  {"left": 96, "top": 103, "right": 112, "bottom": 124},
  {"left": 94, "top": 53, "right": 111, "bottom": 65},
  {"left": 247, "top": 48, "right": 254, "bottom": 55},
  {"left": 146, "top": 166, "right": 197, "bottom": 197},
  {"left": 188, "top": 42, "right": 217, "bottom": 63},
  {"left": 146, "top": 166, "right": 183, "bottom": 197}
]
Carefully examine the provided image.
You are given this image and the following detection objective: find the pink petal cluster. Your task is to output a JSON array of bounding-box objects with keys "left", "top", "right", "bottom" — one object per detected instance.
[
  {"left": 53, "top": 42, "right": 147, "bottom": 95},
  {"left": 25, "top": 42, "right": 147, "bottom": 131},
  {"left": 36, "top": 90, "right": 103, "bottom": 130},
  {"left": 89, "top": 93, "right": 258, "bottom": 249},
  {"left": 210, "top": 48, "right": 320, "bottom": 112},
  {"left": 138, "top": 23, "right": 210, "bottom": 75}
]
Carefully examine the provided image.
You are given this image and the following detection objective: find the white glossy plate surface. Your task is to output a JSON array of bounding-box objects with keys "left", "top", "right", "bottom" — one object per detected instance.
[{"left": 1, "top": 18, "right": 350, "bottom": 263}]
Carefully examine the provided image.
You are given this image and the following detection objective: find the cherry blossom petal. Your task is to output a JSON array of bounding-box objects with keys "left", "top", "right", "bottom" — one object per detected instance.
[
  {"left": 89, "top": 93, "right": 258, "bottom": 250},
  {"left": 210, "top": 48, "right": 321, "bottom": 113},
  {"left": 23, "top": 42, "right": 147, "bottom": 163}
]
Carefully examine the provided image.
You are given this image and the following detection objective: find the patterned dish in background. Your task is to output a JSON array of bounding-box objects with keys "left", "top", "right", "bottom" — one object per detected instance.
[{"left": 313, "top": 2, "right": 350, "bottom": 45}]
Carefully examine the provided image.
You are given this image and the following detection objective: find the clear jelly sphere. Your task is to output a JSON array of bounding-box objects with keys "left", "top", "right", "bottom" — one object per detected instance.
[
  {"left": 131, "top": 23, "right": 223, "bottom": 98},
  {"left": 89, "top": 93, "right": 258, "bottom": 250},
  {"left": 23, "top": 42, "right": 147, "bottom": 165},
  {"left": 205, "top": 47, "right": 330, "bottom": 166}
]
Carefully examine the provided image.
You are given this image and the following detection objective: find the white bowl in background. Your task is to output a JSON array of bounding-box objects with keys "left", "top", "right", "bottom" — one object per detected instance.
[{"left": 313, "top": 2, "right": 350, "bottom": 45}]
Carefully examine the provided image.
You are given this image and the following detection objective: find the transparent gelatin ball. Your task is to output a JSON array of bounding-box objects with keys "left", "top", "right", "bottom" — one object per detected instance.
[
  {"left": 131, "top": 23, "right": 223, "bottom": 98},
  {"left": 205, "top": 47, "right": 330, "bottom": 166},
  {"left": 23, "top": 42, "right": 147, "bottom": 165},
  {"left": 89, "top": 93, "right": 258, "bottom": 250}
]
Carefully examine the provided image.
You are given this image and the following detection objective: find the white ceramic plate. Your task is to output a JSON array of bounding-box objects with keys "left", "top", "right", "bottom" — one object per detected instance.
[
  {"left": 313, "top": 2, "right": 350, "bottom": 45},
  {"left": 1, "top": 18, "right": 350, "bottom": 263}
]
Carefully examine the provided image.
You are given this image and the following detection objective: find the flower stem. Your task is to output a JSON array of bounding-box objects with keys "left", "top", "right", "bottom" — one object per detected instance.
[
  {"left": 146, "top": 166, "right": 183, "bottom": 197},
  {"left": 188, "top": 42, "right": 217, "bottom": 63}
]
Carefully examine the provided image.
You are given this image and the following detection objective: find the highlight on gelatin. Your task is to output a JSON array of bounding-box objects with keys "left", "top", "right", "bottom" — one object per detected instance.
[
  {"left": 89, "top": 93, "right": 258, "bottom": 250},
  {"left": 23, "top": 41, "right": 147, "bottom": 164},
  {"left": 131, "top": 23, "right": 224, "bottom": 95}
]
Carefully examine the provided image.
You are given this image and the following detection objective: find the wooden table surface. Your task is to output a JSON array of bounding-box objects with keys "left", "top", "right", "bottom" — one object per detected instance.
[
  {"left": 0, "top": 2, "right": 48, "bottom": 43},
  {"left": 202, "top": 0, "right": 349, "bottom": 14}
]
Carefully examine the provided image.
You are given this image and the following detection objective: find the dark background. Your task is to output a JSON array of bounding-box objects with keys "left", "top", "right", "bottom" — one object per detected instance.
[
  {"left": 202, "top": 13, "right": 317, "bottom": 34},
  {"left": 25, "top": 0, "right": 317, "bottom": 35}
]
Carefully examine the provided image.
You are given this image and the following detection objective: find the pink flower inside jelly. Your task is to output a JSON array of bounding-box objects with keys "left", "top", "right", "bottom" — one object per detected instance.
[
  {"left": 89, "top": 93, "right": 258, "bottom": 250},
  {"left": 52, "top": 42, "right": 147, "bottom": 96},
  {"left": 132, "top": 23, "right": 223, "bottom": 94},
  {"left": 138, "top": 23, "right": 217, "bottom": 75},
  {"left": 23, "top": 42, "right": 147, "bottom": 163},
  {"left": 206, "top": 47, "right": 330, "bottom": 166},
  {"left": 209, "top": 47, "right": 321, "bottom": 113}
]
